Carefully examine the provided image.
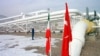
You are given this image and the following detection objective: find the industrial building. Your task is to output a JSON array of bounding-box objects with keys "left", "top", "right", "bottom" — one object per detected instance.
[{"left": 0, "top": 9, "right": 99, "bottom": 33}]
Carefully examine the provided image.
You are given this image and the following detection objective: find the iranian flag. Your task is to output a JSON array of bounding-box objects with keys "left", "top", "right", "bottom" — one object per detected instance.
[
  {"left": 45, "top": 9, "right": 51, "bottom": 56},
  {"left": 61, "top": 3, "right": 72, "bottom": 56}
]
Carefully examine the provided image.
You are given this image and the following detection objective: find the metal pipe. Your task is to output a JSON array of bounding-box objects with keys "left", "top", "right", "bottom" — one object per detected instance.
[{"left": 70, "top": 19, "right": 95, "bottom": 56}]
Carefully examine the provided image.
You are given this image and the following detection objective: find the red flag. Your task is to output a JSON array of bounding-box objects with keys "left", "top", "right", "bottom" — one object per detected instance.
[
  {"left": 45, "top": 9, "right": 51, "bottom": 56},
  {"left": 45, "top": 28, "right": 51, "bottom": 55},
  {"left": 61, "top": 3, "right": 72, "bottom": 56}
]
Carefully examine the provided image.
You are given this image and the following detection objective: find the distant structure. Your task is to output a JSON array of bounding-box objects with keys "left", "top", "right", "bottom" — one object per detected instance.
[
  {"left": 0, "top": 15, "right": 6, "bottom": 19},
  {"left": 0, "top": 9, "right": 99, "bottom": 33}
]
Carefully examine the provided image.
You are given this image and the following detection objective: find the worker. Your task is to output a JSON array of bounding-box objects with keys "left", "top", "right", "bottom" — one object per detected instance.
[{"left": 32, "top": 28, "right": 34, "bottom": 40}]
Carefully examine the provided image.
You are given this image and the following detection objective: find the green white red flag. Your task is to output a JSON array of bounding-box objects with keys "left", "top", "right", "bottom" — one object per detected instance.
[{"left": 45, "top": 9, "right": 51, "bottom": 56}]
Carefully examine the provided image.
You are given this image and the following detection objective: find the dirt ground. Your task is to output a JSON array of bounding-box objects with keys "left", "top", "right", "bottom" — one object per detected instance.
[{"left": 0, "top": 32, "right": 100, "bottom": 56}]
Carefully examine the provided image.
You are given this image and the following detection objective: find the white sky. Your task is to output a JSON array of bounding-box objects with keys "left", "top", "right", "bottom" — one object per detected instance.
[{"left": 0, "top": 0, "right": 100, "bottom": 17}]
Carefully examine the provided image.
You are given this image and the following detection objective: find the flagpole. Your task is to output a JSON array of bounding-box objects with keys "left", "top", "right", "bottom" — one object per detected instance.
[
  {"left": 50, "top": 22, "right": 51, "bottom": 56},
  {"left": 50, "top": 37, "right": 51, "bottom": 56},
  {"left": 48, "top": 8, "right": 51, "bottom": 56}
]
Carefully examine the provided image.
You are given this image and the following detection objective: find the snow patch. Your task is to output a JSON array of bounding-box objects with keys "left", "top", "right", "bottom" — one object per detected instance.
[{"left": 0, "top": 35, "right": 59, "bottom": 56}]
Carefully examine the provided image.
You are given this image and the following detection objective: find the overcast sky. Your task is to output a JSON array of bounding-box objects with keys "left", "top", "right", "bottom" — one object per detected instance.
[{"left": 0, "top": 0, "right": 100, "bottom": 17}]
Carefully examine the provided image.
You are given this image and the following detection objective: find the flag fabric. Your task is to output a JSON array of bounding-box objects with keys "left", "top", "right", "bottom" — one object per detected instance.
[
  {"left": 45, "top": 9, "right": 51, "bottom": 56},
  {"left": 61, "top": 3, "right": 72, "bottom": 56}
]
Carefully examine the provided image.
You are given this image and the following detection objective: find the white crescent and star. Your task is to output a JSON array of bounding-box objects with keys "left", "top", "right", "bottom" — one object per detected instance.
[
  {"left": 65, "top": 35, "right": 69, "bottom": 38},
  {"left": 64, "top": 20, "right": 68, "bottom": 26}
]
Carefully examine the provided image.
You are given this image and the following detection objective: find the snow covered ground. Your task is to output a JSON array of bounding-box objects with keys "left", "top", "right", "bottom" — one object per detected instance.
[{"left": 0, "top": 35, "right": 58, "bottom": 56}]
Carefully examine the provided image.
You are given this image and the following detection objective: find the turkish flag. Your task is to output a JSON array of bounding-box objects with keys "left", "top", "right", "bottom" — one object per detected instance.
[{"left": 61, "top": 3, "right": 72, "bottom": 56}]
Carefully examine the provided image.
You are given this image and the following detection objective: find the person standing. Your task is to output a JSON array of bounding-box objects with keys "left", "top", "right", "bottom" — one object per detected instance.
[{"left": 32, "top": 28, "right": 34, "bottom": 40}]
